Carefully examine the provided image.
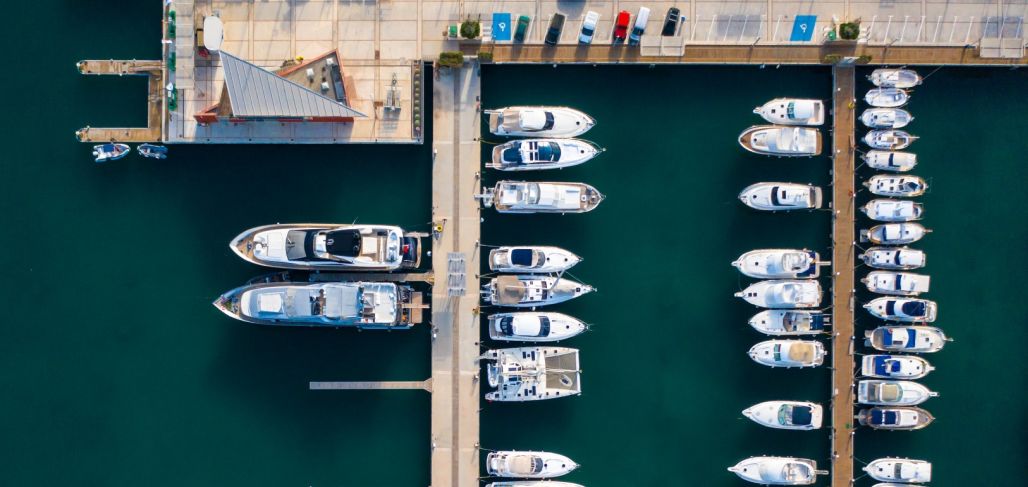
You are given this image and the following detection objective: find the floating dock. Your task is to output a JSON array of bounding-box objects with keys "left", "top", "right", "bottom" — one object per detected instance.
[{"left": 75, "top": 60, "right": 164, "bottom": 143}]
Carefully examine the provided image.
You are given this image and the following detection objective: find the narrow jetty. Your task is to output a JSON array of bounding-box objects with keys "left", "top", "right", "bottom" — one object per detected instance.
[
  {"left": 829, "top": 65, "right": 857, "bottom": 487},
  {"left": 310, "top": 380, "right": 433, "bottom": 392},
  {"left": 75, "top": 60, "right": 164, "bottom": 143}
]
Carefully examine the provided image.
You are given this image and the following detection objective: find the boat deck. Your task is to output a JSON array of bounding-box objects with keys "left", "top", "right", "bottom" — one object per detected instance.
[{"left": 74, "top": 60, "right": 164, "bottom": 143}]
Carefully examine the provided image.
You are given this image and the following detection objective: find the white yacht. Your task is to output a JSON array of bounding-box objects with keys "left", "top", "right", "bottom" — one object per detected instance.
[
  {"left": 738, "top": 125, "right": 823, "bottom": 156},
  {"left": 229, "top": 224, "right": 421, "bottom": 271},
  {"left": 862, "top": 150, "right": 918, "bottom": 172},
  {"left": 862, "top": 199, "right": 924, "bottom": 222},
  {"left": 487, "top": 312, "right": 587, "bottom": 342},
  {"left": 858, "top": 380, "right": 938, "bottom": 406},
  {"left": 732, "top": 249, "right": 821, "bottom": 279},
  {"left": 482, "top": 275, "right": 593, "bottom": 307},
  {"left": 860, "top": 247, "right": 926, "bottom": 270},
  {"left": 488, "top": 139, "right": 602, "bottom": 171},
  {"left": 864, "top": 175, "right": 928, "bottom": 197},
  {"left": 864, "top": 297, "right": 938, "bottom": 322},
  {"left": 213, "top": 281, "right": 423, "bottom": 329},
  {"left": 864, "top": 223, "right": 930, "bottom": 245},
  {"left": 743, "top": 401, "right": 823, "bottom": 430},
  {"left": 486, "top": 106, "right": 595, "bottom": 138},
  {"left": 489, "top": 246, "right": 581, "bottom": 273},
  {"left": 739, "top": 182, "right": 822, "bottom": 211},
  {"left": 480, "top": 181, "right": 605, "bottom": 214},
  {"left": 864, "top": 130, "right": 918, "bottom": 150},
  {"left": 481, "top": 347, "right": 582, "bottom": 402},
  {"left": 736, "top": 280, "right": 822, "bottom": 308},
  {"left": 863, "top": 458, "right": 932, "bottom": 483},
  {"left": 748, "top": 340, "right": 826, "bottom": 368},
  {"left": 861, "top": 354, "right": 934, "bottom": 379},
  {"left": 869, "top": 68, "right": 923, "bottom": 88},
  {"left": 752, "top": 98, "right": 825, "bottom": 126},
  {"left": 748, "top": 310, "right": 828, "bottom": 336},
  {"left": 486, "top": 450, "right": 579, "bottom": 478},
  {"left": 860, "top": 108, "right": 913, "bottom": 129},
  {"left": 865, "top": 326, "right": 949, "bottom": 353},
  {"left": 486, "top": 482, "right": 584, "bottom": 487},
  {"left": 862, "top": 271, "right": 931, "bottom": 296},
  {"left": 865, "top": 88, "right": 910, "bottom": 108},
  {"left": 858, "top": 406, "right": 935, "bottom": 430},
  {"left": 728, "top": 457, "right": 825, "bottom": 485}
]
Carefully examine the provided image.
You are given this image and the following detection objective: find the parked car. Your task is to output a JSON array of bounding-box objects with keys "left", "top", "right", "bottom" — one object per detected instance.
[
  {"left": 613, "top": 10, "right": 631, "bottom": 44},
  {"left": 514, "top": 15, "right": 530, "bottom": 43},
  {"left": 662, "top": 7, "right": 680, "bottom": 36},
  {"left": 545, "top": 13, "right": 566, "bottom": 46},
  {"left": 628, "top": 7, "right": 651, "bottom": 45},
  {"left": 579, "top": 11, "right": 600, "bottom": 44}
]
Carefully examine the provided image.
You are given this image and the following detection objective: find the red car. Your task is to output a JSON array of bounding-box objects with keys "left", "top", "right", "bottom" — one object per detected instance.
[{"left": 613, "top": 10, "right": 631, "bottom": 43}]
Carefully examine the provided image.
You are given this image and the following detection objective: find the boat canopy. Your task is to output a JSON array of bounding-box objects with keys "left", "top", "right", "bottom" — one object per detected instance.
[
  {"left": 500, "top": 315, "right": 550, "bottom": 337},
  {"left": 510, "top": 455, "right": 544, "bottom": 475},
  {"left": 784, "top": 405, "right": 813, "bottom": 426},
  {"left": 787, "top": 101, "right": 815, "bottom": 120},
  {"left": 511, "top": 110, "right": 555, "bottom": 131},
  {"left": 883, "top": 328, "right": 917, "bottom": 348},
  {"left": 509, "top": 248, "right": 539, "bottom": 267},
  {"left": 787, "top": 342, "right": 816, "bottom": 362},
  {"left": 873, "top": 356, "right": 904, "bottom": 375}
]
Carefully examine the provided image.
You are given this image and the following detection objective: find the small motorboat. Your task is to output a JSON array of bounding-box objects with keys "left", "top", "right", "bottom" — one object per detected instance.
[
  {"left": 480, "top": 181, "right": 605, "bottom": 214},
  {"left": 732, "top": 249, "right": 821, "bottom": 279},
  {"left": 860, "top": 108, "right": 913, "bottom": 129},
  {"left": 487, "top": 139, "right": 602, "bottom": 171},
  {"left": 860, "top": 246, "right": 926, "bottom": 270},
  {"left": 863, "top": 223, "right": 930, "bottom": 245},
  {"left": 752, "top": 98, "right": 825, "bottom": 126},
  {"left": 481, "top": 347, "right": 582, "bottom": 401},
  {"left": 743, "top": 401, "right": 823, "bottom": 430},
  {"left": 486, "top": 106, "right": 595, "bottom": 138},
  {"left": 862, "top": 199, "right": 924, "bottom": 222},
  {"left": 92, "top": 143, "right": 130, "bottom": 163},
  {"left": 137, "top": 143, "right": 169, "bottom": 160},
  {"left": 486, "top": 482, "right": 585, "bottom": 487},
  {"left": 728, "top": 457, "right": 825, "bottom": 485},
  {"left": 748, "top": 340, "right": 826, "bottom": 368},
  {"left": 486, "top": 450, "right": 579, "bottom": 478},
  {"left": 738, "top": 125, "right": 823, "bottom": 156},
  {"left": 858, "top": 407, "right": 935, "bottom": 430},
  {"left": 865, "top": 325, "right": 949, "bottom": 353},
  {"left": 861, "top": 354, "right": 935, "bottom": 379},
  {"left": 229, "top": 224, "right": 422, "bottom": 271},
  {"left": 736, "top": 280, "right": 822, "bottom": 309},
  {"left": 864, "top": 175, "right": 928, "bottom": 197},
  {"left": 858, "top": 380, "right": 938, "bottom": 406},
  {"left": 739, "top": 182, "right": 823, "bottom": 211},
  {"left": 863, "top": 458, "right": 932, "bottom": 483},
  {"left": 487, "top": 312, "right": 587, "bottom": 342},
  {"left": 869, "top": 68, "right": 922, "bottom": 88},
  {"left": 865, "top": 88, "right": 910, "bottom": 108},
  {"left": 862, "top": 271, "right": 931, "bottom": 296},
  {"left": 488, "top": 246, "right": 581, "bottom": 273},
  {"left": 748, "top": 310, "right": 829, "bottom": 336},
  {"left": 862, "top": 150, "right": 918, "bottom": 172},
  {"left": 864, "top": 130, "right": 918, "bottom": 150},
  {"left": 864, "top": 297, "right": 938, "bottom": 322},
  {"left": 482, "top": 275, "right": 594, "bottom": 307}
]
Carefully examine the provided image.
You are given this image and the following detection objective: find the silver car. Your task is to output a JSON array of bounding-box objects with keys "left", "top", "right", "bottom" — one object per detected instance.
[{"left": 579, "top": 11, "right": 600, "bottom": 44}]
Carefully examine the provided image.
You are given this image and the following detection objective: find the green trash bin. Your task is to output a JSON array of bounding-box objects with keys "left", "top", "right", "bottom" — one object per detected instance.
[
  {"left": 448, "top": 25, "right": 458, "bottom": 38},
  {"left": 827, "top": 30, "right": 837, "bottom": 41}
]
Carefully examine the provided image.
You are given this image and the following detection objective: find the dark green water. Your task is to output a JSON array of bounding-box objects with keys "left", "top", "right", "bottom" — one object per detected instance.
[{"left": 2, "top": 1, "right": 1025, "bottom": 485}]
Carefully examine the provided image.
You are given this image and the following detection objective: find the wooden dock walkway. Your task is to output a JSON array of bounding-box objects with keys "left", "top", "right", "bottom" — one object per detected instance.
[
  {"left": 307, "top": 272, "right": 434, "bottom": 283},
  {"left": 75, "top": 60, "right": 164, "bottom": 144},
  {"left": 830, "top": 65, "right": 857, "bottom": 487},
  {"left": 310, "top": 379, "right": 433, "bottom": 392}
]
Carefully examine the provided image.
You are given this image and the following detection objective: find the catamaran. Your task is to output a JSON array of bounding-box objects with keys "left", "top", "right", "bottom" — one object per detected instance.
[
  {"left": 860, "top": 108, "right": 913, "bottom": 129},
  {"left": 486, "top": 450, "right": 579, "bottom": 478},
  {"left": 864, "top": 175, "right": 928, "bottom": 197},
  {"left": 752, "top": 98, "right": 825, "bottom": 126},
  {"left": 738, "top": 125, "right": 823, "bottom": 156},
  {"left": 481, "top": 347, "right": 582, "bottom": 402},
  {"left": 480, "top": 181, "right": 605, "bottom": 214},
  {"left": 739, "top": 182, "right": 823, "bottom": 211},
  {"left": 732, "top": 249, "right": 821, "bottom": 279},
  {"left": 862, "top": 271, "right": 931, "bottom": 296},
  {"left": 488, "top": 139, "right": 602, "bottom": 171},
  {"left": 862, "top": 199, "right": 924, "bottom": 222},
  {"left": 487, "top": 312, "right": 587, "bottom": 342},
  {"left": 743, "top": 400, "right": 824, "bottom": 430},
  {"left": 482, "top": 275, "right": 593, "bottom": 307},
  {"left": 230, "top": 224, "right": 421, "bottom": 271},
  {"left": 861, "top": 354, "right": 934, "bottom": 379},
  {"left": 748, "top": 310, "right": 829, "bottom": 336},
  {"left": 858, "top": 380, "right": 938, "bottom": 406},
  {"left": 736, "top": 280, "right": 822, "bottom": 308},
  {"left": 869, "top": 68, "right": 922, "bottom": 88},
  {"left": 489, "top": 246, "right": 581, "bottom": 273},
  {"left": 862, "top": 150, "right": 918, "bottom": 172},
  {"left": 865, "top": 325, "right": 949, "bottom": 353},
  {"left": 748, "top": 340, "right": 826, "bottom": 368},
  {"left": 486, "top": 106, "right": 595, "bottom": 138},
  {"left": 728, "top": 457, "right": 825, "bottom": 485}
]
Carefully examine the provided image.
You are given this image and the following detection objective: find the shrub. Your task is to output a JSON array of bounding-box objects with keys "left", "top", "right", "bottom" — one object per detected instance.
[
  {"left": 438, "top": 51, "right": 465, "bottom": 68},
  {"left": 839, "top": 22, "right": 861, "bottom": 40},
  {"left": 460, "top": 21, "right": 480, "bottom": 39},
  {"left": 478, "top": 51, "right": 494, "bottom": 63},
  {"left": 823, "top": 54, "right": 842, "bottom": 64},
  {"left": 857, "top": 55, "right": 873, "bottom": 64}
]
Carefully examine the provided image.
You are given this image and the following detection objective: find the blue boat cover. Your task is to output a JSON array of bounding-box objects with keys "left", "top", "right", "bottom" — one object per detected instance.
[
  {"left": 810, "top": 313, "right": 825, "bottom": 330},
  {"left": 904, "top": 328, "right": 917, "bottom": 348},
  {"left": 510, "top": 249, "right": 534, "bottom": 266},
  {"left": 870, "top": 409, "right": 898, "bottom": 425},
  {"left": 502, "top": 144, "right": 523, "bottom": 163},
  {"left": 884, "top": 300, "right": 897, "bottom": 316},
  {"left": 791, "top": 406, "right": 813, "bottom": 426},
  {"left": 873, "top": 355, "right": 893, "bottom": 375},
  {"left": 900, "top": 301, "right": 927, "bottom": 316}
]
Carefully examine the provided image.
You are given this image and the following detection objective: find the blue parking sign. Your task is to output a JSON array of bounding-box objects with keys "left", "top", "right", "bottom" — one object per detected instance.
[
  {"left": 790, "top": 15, "right": 817, "bottom": 41},
  {"left": 492, "top": 13, "right": 512, "bottom": 41}
]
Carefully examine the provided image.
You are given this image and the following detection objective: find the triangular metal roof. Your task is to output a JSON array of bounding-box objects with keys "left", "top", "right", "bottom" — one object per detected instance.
[{"left": 220, "top": 51, "right": 366, "bottom": 118}]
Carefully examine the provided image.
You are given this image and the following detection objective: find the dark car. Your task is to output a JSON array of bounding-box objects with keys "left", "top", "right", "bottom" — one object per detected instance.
[
  {"left": 612, "top": 10, "right": 631, "bottom": 44},
  {"left": 514, "top": 15, "right": 530, "bottom": 43},
  {"left": 662, "top": 7, "right": 681, "bottom": 36},
  {"left": 545, "top": 13, "right": 566, "bottom": 46}
]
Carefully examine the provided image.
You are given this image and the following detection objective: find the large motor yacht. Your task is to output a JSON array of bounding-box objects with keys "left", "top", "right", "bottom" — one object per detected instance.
[
  {"left": 480, "top": 181, "right": 605, "bottom": 214},
  {"left": 488, "top": 139, "right": 602, "bottom": 171},
  {"left": 487, "top": 312, "right": 587, "bottom": 342},
  {"left": 486, "top": 106, "right": 595, "bottom": 138},
  {"left": 230, "top": 224, "right": 421, "bottom": 271},
  {"left": 738, "top": 125, "right": 822, "bottom": 156},
  {"left": 481, "top": 347, "right": 582, "bottom": 402},
  {"left": 489, "top": 246, "right": 581, "bottom": 273}
]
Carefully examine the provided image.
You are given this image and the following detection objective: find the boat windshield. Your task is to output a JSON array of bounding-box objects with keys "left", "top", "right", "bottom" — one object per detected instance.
[
  {"left": 772, "top": 343, "right": 782, "bottom": 362},
  {"left": 770, "top": 186, "right": 782, "bottom": 206},
  {"left": 509, "top": 248, "right": 537, "bottom": 267},
  {"left": 502, "top": 143, "right": 523, "bottom": 163}
]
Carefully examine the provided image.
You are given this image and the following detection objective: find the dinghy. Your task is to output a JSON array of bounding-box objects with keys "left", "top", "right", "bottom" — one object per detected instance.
[
  {"left": 488, "top": 246, "right": 581, "bottom": 273},
  {"left": 860, "top": 108, "right": 913, "bottom": 129},
  {"left": 732, "top": 249, "right": 821, "bottom": 279},
  {"left": 486, "top": 450, "right": 579, "bottom": 478},
  {"left": 861, "top": 354, "right": 934, "bottom": 379},
  {"left": 869, "top": 69, "right": 922, "bottom": 88},
  {"left": 486, "top": 106, "right": 595, "bottom": 138},
  {"left": 862, "top": 150, "right": 918, "bottom": 172},
  {"left": 736, "top": 280, "right": 822, "bottom": 308},
  {"left": 488, "top": 139, "right": 602, "bottom": 171},
  {"left": 858, "top": 407, "right": 935, "bottom": 430},
  {"left": 860, "top": 247, "right": 926, "bottom": 270},
  {"left": 862, "top": 199, "right": 924, "bottom": 222},
  {"left": 739, "top": 182, "right": 823, "bottom": 211},
  {"left": 865, "top": 88, "right": 909, "bottom": 108},
  {"left": 92, "top": 143, "right": 130, "bottom": 163},
  {"left": 864, "top": 297, "right": 938, "bottom": 322},
  {"left": 487, "top": 312, "right": 587, "bottom": 342},
  {"left": 481, "top": 347, "right": 582, "bottom": 401},
  {"left": 864, "top": 223, "right": 930, "bottom": 245},
  {"left": 748, "top": 310, "right": 829, "bottom": 336},
  {"left": 752, "top": 98, "right": 825, "bottom": 126},
  {"left": 743, "top": 401, "right": 823, "bottom": 430},
  {"left": 863, "top": 458, "right": 932, "bottom": 483},
  {"left": 480, "top": 181, "right": 605, "bottom": 214},
  {"left": 865, "top": 325, "right": 949, "bottom": 353},
  {"left": 864, "top": 130, "right": 918, "bottom": 150},
  {"left": 728, "top": 457, "right": 824, "bottom": 485},
  {"left": 738, "top": 125, "right": 822, "bottom": 156},
  {"left": 864, "top": 175, "right": 928, "bottom": 197},
  {"left": 862, "top": 271, "right": 931, "bottom": 296},
  {"left": 482, "top": 275, "right": 593, "bottom": 307},
  {"left": 137, "top": 143, "right": 168, "bottom": 160},
  {"left": 748, "top": 340, "right": 826, "bottom": 368},
  {"left": 858, "top": 380, "right": 938, "bottom": 406}
]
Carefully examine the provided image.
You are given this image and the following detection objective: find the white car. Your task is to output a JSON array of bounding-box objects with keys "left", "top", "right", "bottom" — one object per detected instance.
[{"left": 579, "top": 11, "right": 600, "bottom": 43}]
